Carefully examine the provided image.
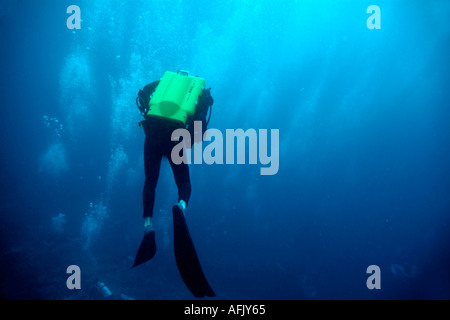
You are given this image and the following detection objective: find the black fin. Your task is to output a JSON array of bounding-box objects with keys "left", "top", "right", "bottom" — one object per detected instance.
[
  {"left": 132, "top": 230, "right": 156, "bottom": 268},
  {"left": 173, "top": 204, "right": 215, "bottom": 298}
]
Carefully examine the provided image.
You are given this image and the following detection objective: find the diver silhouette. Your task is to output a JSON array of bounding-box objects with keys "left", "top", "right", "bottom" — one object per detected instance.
[{"left": 132, "top": 70, "right": 215, "bottom": 298}]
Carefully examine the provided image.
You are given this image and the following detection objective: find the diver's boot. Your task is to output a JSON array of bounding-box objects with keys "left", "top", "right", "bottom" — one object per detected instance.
[
  {"left": 176, "top": 200, "right": 187, "bottom": 216},
  {"left": 144, "top": 217, "right": 153, "bottom": 230}
]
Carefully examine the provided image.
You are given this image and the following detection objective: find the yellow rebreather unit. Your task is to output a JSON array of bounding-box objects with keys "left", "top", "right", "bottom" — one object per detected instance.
[{"left": 147, "top": 71, "right": 206, "bottom": 125}]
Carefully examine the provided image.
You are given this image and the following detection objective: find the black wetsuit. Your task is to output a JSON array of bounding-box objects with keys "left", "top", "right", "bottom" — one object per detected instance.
[
  {"left": 138, "top": 81, "right": 213, "bottom": 219},
  {"left": 141, "top": 117, "right": 191, "bottom": 218}
]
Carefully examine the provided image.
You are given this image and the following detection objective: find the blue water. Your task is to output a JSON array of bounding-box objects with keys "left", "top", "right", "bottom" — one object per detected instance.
[{"left": 1, "top": 0, "right": 449, "bottom": 300}]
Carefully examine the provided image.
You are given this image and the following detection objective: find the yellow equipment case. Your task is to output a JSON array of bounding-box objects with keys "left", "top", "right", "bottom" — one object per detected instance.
[{"left": 147, "top": 71, "right": 206, "bottom": 125}]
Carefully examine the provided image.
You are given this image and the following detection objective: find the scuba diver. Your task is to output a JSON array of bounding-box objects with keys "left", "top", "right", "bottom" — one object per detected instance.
[{"left": 133, "top": 70, "right": 215, "bottom": 298}]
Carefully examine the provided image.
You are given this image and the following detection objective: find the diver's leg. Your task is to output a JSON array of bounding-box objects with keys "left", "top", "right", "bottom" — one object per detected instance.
[
  {"left": 133, "top": 121, "right": 163, "bottom": 268},
  {"left": 134, "top": 140, "right": 159, "bottom": 267},
  {"left": 143, "top": 134, "right": 162, "bottom": 223},
  {"left": 168, "top": 156, "right": 191, "bottom": 210}
]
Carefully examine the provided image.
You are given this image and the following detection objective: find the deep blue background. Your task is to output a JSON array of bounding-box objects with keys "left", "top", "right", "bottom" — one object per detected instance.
[{"left": 0, "top": 0, "right": 449, "bottom": 299}]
